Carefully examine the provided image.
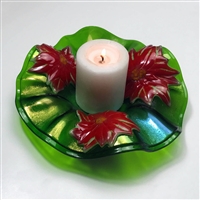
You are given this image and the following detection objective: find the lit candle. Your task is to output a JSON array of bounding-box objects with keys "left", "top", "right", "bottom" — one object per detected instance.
[{"left": 76, "top": 39, "right": 129, "bottom": 114}]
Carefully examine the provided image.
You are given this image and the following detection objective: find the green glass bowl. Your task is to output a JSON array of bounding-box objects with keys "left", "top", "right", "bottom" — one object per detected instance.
[{"left": 15, "top": 26, "right": 188, "bottom": 159}]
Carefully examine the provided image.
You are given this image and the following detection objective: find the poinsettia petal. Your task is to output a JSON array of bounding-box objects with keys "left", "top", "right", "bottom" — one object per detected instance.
[
  {"left": 73, "top": 126, "right": 97, "bottom": 143},
  {"left": 46, "top": 68, "right": 59, "bottom": 82},
  {"left": 95, "top": 124, "right": 110, "bottom": 146},
  {"left": 77, "top": 110, "right": 90, "bottom": 122},
  {"left": 161, "top": 77, "right": 180, "bottom": 85},
  {"left": 36, "top": 45, "right": 60, "bottom": 63},
  {"left": 128, "top": 78, "right": 173, "bottom": 105},
  {"left": 62, "top": 47, "right": 76, "bottom": 64},
  {"left": 51, "top": 78, "right": 65, "bottom": 92},
  {"left": 119, "top": 119, "right": 139, "bottom": 130},
  {"left": 29, "top": 52, "right": 56, "bottom": 73},
  {"left": 147, "top": 64, "right": 179, "bottom": 77},
  {"left": 106, "top": 112, "right": 139, "bottom": 132},
  {"left": 29, "top": 63, "right": 49, "bottom": 73},
  {"left": 131, "top": 89, "right": 147, "bottom": 104},
  {"left": 75, "top": 129, "right": 95, "bottom": 143},
  {"left": 146, "top": 85, "right": 170, "bottom": 105},
  {"left": 38, "top": 51, "right": 57, "bottom": 60},
  {"left": 37, "top": 44, "right": 58, "bottom": 55},
  {"left": 73, "top": 111, "right": 98, "bottom": 143},
  {"left": 83, "top": 139, "right": 97, "bottom": 151}
]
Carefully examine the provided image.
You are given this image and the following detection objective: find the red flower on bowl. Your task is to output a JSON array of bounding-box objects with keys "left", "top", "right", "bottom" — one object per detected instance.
[
  {"left": 125, "top": 45, "right": 180, "bottom": 106},
  {"left": 71, "top": 110, "right": 139, "bottom": 151},
  {"left": 29, "top": 44, "right": 76, "bottom": 93}
]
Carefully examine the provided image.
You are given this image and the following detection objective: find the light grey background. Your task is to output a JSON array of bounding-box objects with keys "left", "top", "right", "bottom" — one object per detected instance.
[{"left": 2, "top": 1, "right": 199, "bottom": 199}]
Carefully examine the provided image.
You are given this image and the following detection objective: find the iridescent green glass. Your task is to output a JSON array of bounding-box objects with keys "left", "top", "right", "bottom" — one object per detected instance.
[{"left": 15, "top": 26, "right": 188, "bottom": 159}]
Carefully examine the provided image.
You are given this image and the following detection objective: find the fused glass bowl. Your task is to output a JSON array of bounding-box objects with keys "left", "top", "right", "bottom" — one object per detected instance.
[{"left": 15, "top": 26, "right": 188, "bottom": 159}]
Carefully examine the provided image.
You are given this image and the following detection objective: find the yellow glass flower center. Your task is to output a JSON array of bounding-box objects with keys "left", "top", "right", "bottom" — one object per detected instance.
[
  {"left": 131, "top": 69, "right": 146, "bottom": 80},
  {"left": 60, "top": 54, "right": 67, "bottom": 65},
  {"left": 96, "top": 116, "right": 107, "bottom": 124}
]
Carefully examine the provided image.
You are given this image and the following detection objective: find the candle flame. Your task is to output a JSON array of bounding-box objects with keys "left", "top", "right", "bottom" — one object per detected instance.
[
  {"left": 100, "top": 49, "right": 106, "bottom": 63},
  {"left": 101, "top": 49, "right": 106, "bottom": 57}
]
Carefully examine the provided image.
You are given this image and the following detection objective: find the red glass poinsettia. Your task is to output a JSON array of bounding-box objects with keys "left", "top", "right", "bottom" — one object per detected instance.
[
  {"left": 125, "top": 45, "right": 180, "bottom": 106},
  {"left": 71, "top": 110, "right": 139, "bottom": 151},
  {"left": 29, "top": 44, "right": 76, "bottom": 93}
]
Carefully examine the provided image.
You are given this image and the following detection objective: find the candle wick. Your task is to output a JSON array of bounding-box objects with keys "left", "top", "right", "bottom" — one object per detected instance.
[{"left": 99, "top": 55, "right": 105, "bottom": 64}]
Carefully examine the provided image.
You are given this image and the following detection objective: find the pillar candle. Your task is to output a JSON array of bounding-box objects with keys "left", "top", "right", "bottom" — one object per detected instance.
[{"left": 76, "top": 39, "right": 129, "bottom": 114}]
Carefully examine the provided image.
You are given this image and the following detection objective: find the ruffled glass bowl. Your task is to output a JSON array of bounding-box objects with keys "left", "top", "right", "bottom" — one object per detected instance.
[{"left": 15, "top": 26, "right": 188, "bottom": 159}]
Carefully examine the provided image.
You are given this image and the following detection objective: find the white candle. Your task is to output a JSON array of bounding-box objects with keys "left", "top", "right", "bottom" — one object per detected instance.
[{"left": 76, "top": 39, "right": 129, "bottom": 114}]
